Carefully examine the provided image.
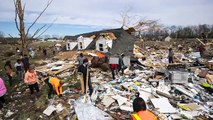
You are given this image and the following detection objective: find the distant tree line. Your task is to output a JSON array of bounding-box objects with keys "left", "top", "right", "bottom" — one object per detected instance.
[
  {"left": 141, "top": 24, "right": 213, "bottom": 40},
  {"left": 170, "top": 24, "right": 213, "bottom": 39}
]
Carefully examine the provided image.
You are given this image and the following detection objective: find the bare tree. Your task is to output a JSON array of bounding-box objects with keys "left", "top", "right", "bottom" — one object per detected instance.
[
  {"left": 118, "top": 9, "right": 160, "bottom": 36},
  {"left": 14, "top": 0, "right": 53, "bottom": 54}
]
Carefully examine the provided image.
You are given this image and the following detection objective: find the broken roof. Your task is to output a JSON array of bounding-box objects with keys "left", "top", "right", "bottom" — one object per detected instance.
[
  {"left": 98, "top": 32, "right": 117, "bottom": 40},
  {"left": 64, "top": 28, "right": 136, "bottom": 55}
]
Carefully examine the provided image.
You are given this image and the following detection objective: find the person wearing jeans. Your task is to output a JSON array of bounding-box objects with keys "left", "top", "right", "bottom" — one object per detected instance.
[
  {"left": 118, "top": 54, "right": 125, "bottom": 76},
  {"left": 14, "top": 59, "right": 24, "bottom": 81},
  {"left": 110, "top": 64, "right": 118, "bottom": 80},
  {"left": 24, "top": 65, "right": 40, "bottom": 96},
  {"left": 78, "top": 58, "right": 93, "bottom": 96},
  {"left": 46, "top": 76, "right": 63, "bottom": 99}
]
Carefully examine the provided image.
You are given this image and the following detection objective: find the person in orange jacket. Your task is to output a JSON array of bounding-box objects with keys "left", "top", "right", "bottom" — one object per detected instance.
[
  {"left": 46, "top": 75, "right": 63, "bottom": 99},
  {"left": 131, "top": 97, "right": 157, "bottom": 120}
]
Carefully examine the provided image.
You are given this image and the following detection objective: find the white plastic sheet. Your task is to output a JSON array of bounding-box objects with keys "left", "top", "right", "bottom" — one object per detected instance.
[{"left": 74, "top": 97, "right": 113, "bottom": 120}]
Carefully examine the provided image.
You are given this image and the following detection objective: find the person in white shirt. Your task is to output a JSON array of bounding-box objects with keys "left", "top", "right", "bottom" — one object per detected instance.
[{"left": 14, "top": 59, "right": 24, "bottom": 81}]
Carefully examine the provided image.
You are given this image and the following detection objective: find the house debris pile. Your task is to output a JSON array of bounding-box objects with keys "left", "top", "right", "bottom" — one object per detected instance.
[
  {"left": 67, "top": 46, "right": 212, "bottom": 120},
  {"left": 2, "top": 43, "right": 212, "bottom": 120},
  {"left": 34, "top": 45, "right": 212, "bottom": 120}
]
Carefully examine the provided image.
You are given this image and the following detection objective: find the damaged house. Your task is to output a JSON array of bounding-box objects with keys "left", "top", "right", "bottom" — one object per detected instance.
[
  {"left": 64, "top": 28, "right": 136, "bottom": 56},
  {"left": 66, "top": 38, "right": 77, "bottom": 51},
  {"left": 95, "top": 32, "right": 116, "bottom": 53}
]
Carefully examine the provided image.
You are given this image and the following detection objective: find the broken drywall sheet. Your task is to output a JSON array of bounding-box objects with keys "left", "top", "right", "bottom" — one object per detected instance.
[
  {"left": 112, "top": 95, "right": 128, "bottom": 106},
  {"left": 173, "top": 85, "right": 194, "bottom": 98},
  {"left": 139, "top": 90, "right": 152, "bottom": 102},
  {"left": 56, "top": 104, "right": 64, "bottom": 113},
  {"left": 120, "top": 105, "right": 133, "bottom": 112},
  {"left": 102, "top": 96, "right": 115, "bottom": 107},
  {"left": 74, "top": 99, "right": 113, "bottom": 120},
  {"left": 43, "top": 105, "right": 56, "bottom": 116},
  {"left": 150, "top": 98, "right": 176, "bottom": 113}
]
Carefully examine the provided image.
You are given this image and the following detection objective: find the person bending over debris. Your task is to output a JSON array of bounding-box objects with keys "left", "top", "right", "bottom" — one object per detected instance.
[
  {"left": 24, "top": 65, "right": 40, "bottom": 96},
  {"left": 4, "top": 61, "right": 14, "bottom": 86},
  {"left": 131, "top": 97, "right": 157, "bottom": 120},
  {"left": 0, "top": 78, "right": 7, "bottom": 109},
  {"left": 46, "top": 75, "right": 63, "bottom": 99},
  {"left": 168, "top": 48, "right": 174, "bottom": 63},
  {"left": 78, "top": 58, "right": 93, "bottom": 96}
]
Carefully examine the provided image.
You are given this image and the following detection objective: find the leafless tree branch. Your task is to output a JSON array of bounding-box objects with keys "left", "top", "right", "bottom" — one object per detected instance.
[
  {"left": 30, "top": 24, "right": 47, "bottom": 39},
  {"left": 25, "top": 0, "right": 53, "bottom": 38},
  {"left": 35, "top": 19, "right": 56, "bottom": 39},
  {"left": 8, "top": 34, "right": 14, "bottom": 38}
]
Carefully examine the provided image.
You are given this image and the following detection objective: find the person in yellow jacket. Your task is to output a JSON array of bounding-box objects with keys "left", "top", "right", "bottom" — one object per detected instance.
[
  {"left": 46, "top": 75, "right": 63, "bottom": 99},
  {"left": 131, "top": 97, "right": 157, "bottom": 120}
]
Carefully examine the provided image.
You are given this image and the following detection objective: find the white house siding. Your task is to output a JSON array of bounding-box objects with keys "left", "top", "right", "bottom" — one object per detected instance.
[
  {"left": 77, "top": 36, "right": 93, "bottom": 50},
  {"left": 66, "top": 42, "right": 77, "bottom": 50},
  {"left": 96, "top": 37, "right": 113, "bottom": 53}
]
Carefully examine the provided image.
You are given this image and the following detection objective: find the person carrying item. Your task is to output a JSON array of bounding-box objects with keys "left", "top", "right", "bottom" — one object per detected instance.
[
  {"left": 78, "top": 58, "right": 93, "bottom": 96},
  {"left": 46, "top": 74, "right": 63, "bottom": 99},
  {"left": 14, "top": 59, "right": 24, "bottom": 81},
  {"left": 131, "top": 97, "right": 157, "bottom": 120},
  {"left": 24, "top": 65, "right": 40, "bottom": 96},
  {"left": 0, "top": 78, "right": 7, "bottom": 109}
]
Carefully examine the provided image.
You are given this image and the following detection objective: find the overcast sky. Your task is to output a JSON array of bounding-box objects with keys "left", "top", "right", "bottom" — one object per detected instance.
[{"left": 0, "top": 0, "right": 213, "bottom": 37}]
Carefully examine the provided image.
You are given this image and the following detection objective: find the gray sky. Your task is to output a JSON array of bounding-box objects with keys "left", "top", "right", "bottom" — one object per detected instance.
[
  {"left": 0, "top": 0, "right": 213, "bottom": 37},
  {"left": 0, "top": 0, "right": 213, "bottom": 27}
]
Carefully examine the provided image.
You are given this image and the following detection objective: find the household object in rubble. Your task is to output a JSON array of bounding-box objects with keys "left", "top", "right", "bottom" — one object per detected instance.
[{"left": 170, "top": 71, "right": 189, "bottom": 84}]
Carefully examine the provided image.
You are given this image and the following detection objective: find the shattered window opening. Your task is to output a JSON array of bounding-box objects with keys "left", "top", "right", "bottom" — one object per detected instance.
[{"left": 99, "top": 44, "right": 104, "bottom": 51}]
